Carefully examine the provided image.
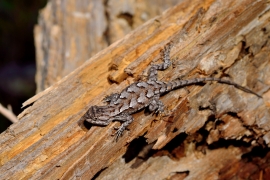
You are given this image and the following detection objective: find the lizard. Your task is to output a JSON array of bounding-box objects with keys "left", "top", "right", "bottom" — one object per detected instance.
[{"left": 84, "top": 42, "right": 261, "bottom": 140}]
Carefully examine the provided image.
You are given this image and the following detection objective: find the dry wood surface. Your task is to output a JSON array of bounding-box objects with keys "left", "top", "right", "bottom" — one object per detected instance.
[{"left": 1, "top": 0, "right": 270, "bottom": 179}]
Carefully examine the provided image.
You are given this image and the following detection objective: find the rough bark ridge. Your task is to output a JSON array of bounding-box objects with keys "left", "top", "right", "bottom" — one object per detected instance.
[{"left": 1, "top": 0, "right": 270, "bottom": 179}]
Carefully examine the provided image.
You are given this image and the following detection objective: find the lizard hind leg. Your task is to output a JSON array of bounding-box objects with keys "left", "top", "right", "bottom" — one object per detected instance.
[
  {"left": 147, "top": 42, "right": 173, "bottom": 81},
  {"left": 148, "top": 96, "right": 165, "bottom": 114}
]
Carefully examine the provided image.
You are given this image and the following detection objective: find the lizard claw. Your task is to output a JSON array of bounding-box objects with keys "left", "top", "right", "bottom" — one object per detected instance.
[{"left": 113, "top": 125, "right": 125, "bottom": 141}]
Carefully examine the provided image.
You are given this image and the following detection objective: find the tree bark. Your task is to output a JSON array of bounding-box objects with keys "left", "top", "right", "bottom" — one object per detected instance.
[{"left": 1, "top": 0, "right": 270, "bottom": 179}]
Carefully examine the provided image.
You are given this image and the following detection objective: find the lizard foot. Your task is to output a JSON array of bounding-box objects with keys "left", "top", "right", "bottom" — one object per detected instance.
[{"left": 113, "top": 125, "right": 126, "bottom": 141}]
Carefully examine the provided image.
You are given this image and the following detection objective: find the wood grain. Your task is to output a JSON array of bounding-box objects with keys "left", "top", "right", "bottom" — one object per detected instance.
[{"left": 1, "top": 0, "right": 270, "bottom": 179}]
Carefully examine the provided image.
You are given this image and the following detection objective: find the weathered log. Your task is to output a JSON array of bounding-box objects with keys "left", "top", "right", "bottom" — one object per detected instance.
[{"left": 1, "top": 0, "right": 270, "bottom": 179}]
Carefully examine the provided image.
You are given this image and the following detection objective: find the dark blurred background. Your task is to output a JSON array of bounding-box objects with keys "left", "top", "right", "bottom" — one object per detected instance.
[{"left": 0, "top": 0, "right": 47, "bottom": 133}]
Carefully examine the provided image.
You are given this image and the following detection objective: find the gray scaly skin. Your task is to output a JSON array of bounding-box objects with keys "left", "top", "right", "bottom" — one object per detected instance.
[{"left": 84, "top": 43, "right": 261, "bottom": 140}]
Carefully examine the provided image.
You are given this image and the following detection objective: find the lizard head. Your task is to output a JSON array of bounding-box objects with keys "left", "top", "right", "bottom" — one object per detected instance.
[{"left": 84, "top": 105, "right": 110, "bottom": 125}]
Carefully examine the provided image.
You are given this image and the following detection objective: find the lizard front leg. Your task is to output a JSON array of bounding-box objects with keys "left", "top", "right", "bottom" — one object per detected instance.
[
  {"left": 103, "top": 93, "right": 120, "bottom": 103},
  {"left": 86, "top": 110, "right": 133, "bottom": 140},
  {"left": 110, "top": 113, "right": 134, "bottom": 140}
]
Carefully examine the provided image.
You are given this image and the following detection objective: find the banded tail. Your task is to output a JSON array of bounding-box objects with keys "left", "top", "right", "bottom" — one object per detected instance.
[{"left": 165, "top": 77, "right": 261, "bottom": 98}]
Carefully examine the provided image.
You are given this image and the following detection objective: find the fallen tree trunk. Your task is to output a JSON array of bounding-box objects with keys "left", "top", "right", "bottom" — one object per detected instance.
[{"left": 1, "top": 0, "right": 270, "bottom": 179}]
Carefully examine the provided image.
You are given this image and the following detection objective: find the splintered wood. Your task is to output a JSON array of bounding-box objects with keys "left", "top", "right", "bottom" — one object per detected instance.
[{"left": 1, "top": 0, "right": 270, "bottom": 179}]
